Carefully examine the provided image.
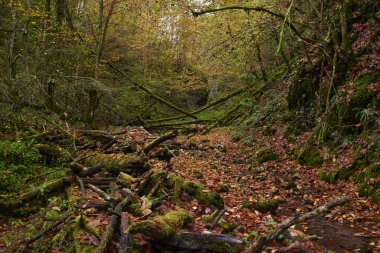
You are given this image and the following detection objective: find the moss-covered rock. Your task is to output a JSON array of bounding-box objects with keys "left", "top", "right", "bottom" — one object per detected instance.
[
  {"left": 127, "top": 208, "right": 193, "bottom": 239},
  {"left": 254, "top": 200, "right": 279, "bottom": 212},
  {"left": 257, "top": 149, "right": 279, "bottom": 163},
  {"left": 298, "top": 147, "right": 323, "bottom": 166}
]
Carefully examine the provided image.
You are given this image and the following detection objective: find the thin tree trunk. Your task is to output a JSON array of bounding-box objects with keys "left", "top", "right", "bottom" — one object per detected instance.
[
  {"left": 56, "top": 0, "right": 64, "bottom": 26},
  {"left": 339, "top": 0, "right": 349, "bottom": 53},
  {"left": 255, "top": 43, "right": 268, "bottom": 82}
]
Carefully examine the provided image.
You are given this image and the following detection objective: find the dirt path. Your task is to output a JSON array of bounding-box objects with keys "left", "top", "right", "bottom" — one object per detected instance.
[{"left": 171, "top": 128, "right": 380, "bottom": 252}]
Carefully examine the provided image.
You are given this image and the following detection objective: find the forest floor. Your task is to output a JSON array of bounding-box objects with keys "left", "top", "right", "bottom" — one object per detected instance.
[
  {"left": 167, "top": 126, "right": 380, "bottom": 252},
  {"left": 0, "top": 124, "right": 379, "bottom": 252}
]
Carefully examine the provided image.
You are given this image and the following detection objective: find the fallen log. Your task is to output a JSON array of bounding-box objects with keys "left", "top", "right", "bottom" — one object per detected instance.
[
  {"left": 140, "top": 169, "right": 224, "bottom": 209},
  {"left": 94, "top": 202, "right": 123, "bottom": 253},
  {"left": 247, "top": 195, "right": 352, "bottom": 253},
  {"left": 202, "top": 83, "right": 266, "bottom": 134},
  {"left": 84, "top": 153, "right": 148, "bottom": 176},
  {"left": 148, "top": 165, "right": 171, "bottom": 197},
  {"left": 158, "top": 231, "right": 243, "bottom": 252},
  {"left": 81, "top": 177, "right": 115, "bottom": 185},
  {"left": 117, "top": 172, "right": 135, "bottom": 189},
  {"left": 22, "top": 213, "right": 71, "bottom": 245},
  {"left": 0, "top": 177, "right": 74, "bottom": 212},
  {"left": 79, "top": 130, "right": 115, "bottom": 144},
  {"left": 145, "top": 119, "right": 211, "bottom": 129},
  {"left": 88, "top": 184, "right": 115, "bottom": 202},
  {"left": 210, "top": 209, "right": 226, "bottom": 229},
  {"left": 102, "top": 142, "right": 138, "bottom": 154},
  {"left": 136, "top": 170, "right": 154, "bottom": 195},
  {"left": 78, "top": 163, "right": 103, "bottom": 177},
  {"left": 0, "top": 165, "right": 104, "bottom": 213},
  {"left": 127, "top": 208, "right": 193, "bottom": 240},
  {"left": 145, "top": 87, "right": 248, "bottom": 124},
  {"left": 108, "top": 62, "right": 199, "bottom": 121},
  {"left": 34, "top": 143, "right": 73, "bottom": 164},
  {"left": 142, "top": 131, "right": 177, "bottom": 153},
  {"left": 202, "top": 102, "right": 243, "bottom": 134},
  {"left": 95, "top": 195, "right": 142, "bottom": 253},
  {"left": 118, "top": 212, "right": 131, "bottom": 253}
]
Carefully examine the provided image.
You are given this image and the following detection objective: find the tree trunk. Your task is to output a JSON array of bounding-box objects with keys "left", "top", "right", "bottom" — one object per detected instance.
[{"left": 255, "top": 43, "right": 268, "bottom": 82}]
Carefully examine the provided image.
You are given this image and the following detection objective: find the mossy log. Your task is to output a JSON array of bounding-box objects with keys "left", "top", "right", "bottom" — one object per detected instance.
[
  {"left": 84, "top": 153, "right": 148, "bottom": 176},
  {"left": 34, "top": 143, "right": 73, "bottom": 164},
  {"left": 142, "top": 170, "right": 224, "bottom": 209},
  {"left": 79, "top": 130, "right": 115, "bottom": 143},
  {"left": 0, "top": 165, "right": 104, "bottom": 214},
  {"left": 127, "top": 208, "right": 193, "bottom": 240},
  {"left": 117, "top": 172, "right": 135, "bottom": 189},
  {"left": 158, "top": 231, "right": 243, "bottom": 252},
  {"left": 0, "top": 177, "right": 74, "bottom": 213},
  {"left": 96, "top": 195, "right": 143, "bottom": 253},
  {"left": 142, "top": 131, "right": 177, "bottom": 153}
]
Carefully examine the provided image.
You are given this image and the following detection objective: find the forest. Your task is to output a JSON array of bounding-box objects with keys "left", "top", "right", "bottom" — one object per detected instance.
[{"left": 0, "top": 0, "right": 379, "bottom": 252}]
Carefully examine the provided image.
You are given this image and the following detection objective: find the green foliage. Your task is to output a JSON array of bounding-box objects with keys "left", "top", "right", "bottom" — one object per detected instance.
[{"left": 0, "top": 141, "right": 41, "bottom": 164}]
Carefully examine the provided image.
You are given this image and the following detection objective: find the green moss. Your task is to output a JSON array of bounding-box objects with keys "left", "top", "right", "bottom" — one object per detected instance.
[
  {"left": 366, "top": 163, "right": 380, "bottom": 178},
  {"left": 358, "top": 182, "right": 376, "bottom": 197},
  {"left": 298, "top": 147, "right": 323, "bottom": 166},
  {"left": 128, "top": 208, "right": 193, "bottom": 239},
  {"left": 262, "top": 126, "right": 276, "bottom": 136},
  {"left": 218, "top": 219, "right": 238, "bottom": 233},
  {"left": 182, "top": 180, "right": 224, "bottom": 209},
  {"left": 216, "top": 184, "right": 229, "bottom": 193},
  {"left": 0, "top": 141, "right": 41, "bottom": 164},
  {"left": 318, "top": 169, "right": 338, "bottom": 184},
  {"left": 116, "top": 172, "right": 134, "bottom": 189},
  {"left": 257, "top": 149, "right": 279, "bottom": 163},
  {"left": 254, "top": 200, "right": 279, "bottom": 212},
  {"left": 336, "top": 167, "right": 355, "bottom": 180}
]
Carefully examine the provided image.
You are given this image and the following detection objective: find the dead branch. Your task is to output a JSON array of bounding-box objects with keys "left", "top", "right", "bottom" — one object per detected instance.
[
  {"left": 210, "top": 209, "right": 226, "bottom": 229},
  {"left": 88, "top": 184, "right": 115, "bottom": 202},
  {"left": 145, "top": 87, "right": 247, "bottom": 124},
  {"left": 142, "top": 131, "right": 177, "bottom": 153},
  {"left": 192, "top": 6, "right": 301, "bottom": 38},
  {"left": 247, "top": 195, "right": 352, "bottom": 253},
  {"left": 136, "top": 170, "right": 154, "bottom": 195},
  {"left": 22, "top": 213, "right": 71, "bottom": 246}
]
